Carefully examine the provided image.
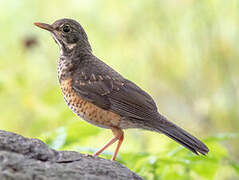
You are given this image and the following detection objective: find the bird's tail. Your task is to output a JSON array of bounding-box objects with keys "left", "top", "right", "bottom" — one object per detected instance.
[{"left": 147, "top": 114, "right": 209, "bottom": 155}]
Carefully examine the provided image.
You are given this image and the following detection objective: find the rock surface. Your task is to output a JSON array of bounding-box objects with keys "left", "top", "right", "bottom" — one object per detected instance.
[{"left": 0, "top": 130, "right": 143, "bottom": 180}]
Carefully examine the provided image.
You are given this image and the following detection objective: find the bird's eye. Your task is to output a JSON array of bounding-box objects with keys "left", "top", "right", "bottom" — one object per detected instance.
[{"left": 62, "top": 25, "right": 71, "bottom": 33}]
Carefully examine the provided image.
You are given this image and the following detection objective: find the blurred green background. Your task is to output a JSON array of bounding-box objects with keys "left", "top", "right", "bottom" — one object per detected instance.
[{"left": 0, "top": 0, "right": 239, "bottom": 179}]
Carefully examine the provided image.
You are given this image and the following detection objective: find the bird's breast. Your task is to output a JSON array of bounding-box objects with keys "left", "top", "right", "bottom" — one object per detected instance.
[
  {"left": 57, "top": 57, "right": 74, "bottom": 82},
  {"left": 60, "top": 78, "right": 121, "bottom": 129}
]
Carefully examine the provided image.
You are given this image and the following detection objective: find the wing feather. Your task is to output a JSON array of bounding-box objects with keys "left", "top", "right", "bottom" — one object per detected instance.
[{"left": 72, "top": 71, "right": 158, "bottom": 120}]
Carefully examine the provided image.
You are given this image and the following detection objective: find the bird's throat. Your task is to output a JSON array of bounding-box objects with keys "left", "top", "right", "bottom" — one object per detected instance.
[{"left": 51, "top": 33, "right": 64, "bottom": 56}]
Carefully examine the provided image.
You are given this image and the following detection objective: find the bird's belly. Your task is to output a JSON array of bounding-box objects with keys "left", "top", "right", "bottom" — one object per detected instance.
[{"left": 60, "top": 78, "right": 121, "bottom": 129}]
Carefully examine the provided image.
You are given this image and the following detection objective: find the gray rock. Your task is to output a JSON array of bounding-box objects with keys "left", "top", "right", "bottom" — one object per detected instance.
[{"left": 0, "top": 130, "right": 143, "bottom": 180}]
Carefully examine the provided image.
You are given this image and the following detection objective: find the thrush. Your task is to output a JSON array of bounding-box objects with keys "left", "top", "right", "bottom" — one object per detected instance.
[{"left": 34, "top": 18, "right": 209, "bottom": 160}]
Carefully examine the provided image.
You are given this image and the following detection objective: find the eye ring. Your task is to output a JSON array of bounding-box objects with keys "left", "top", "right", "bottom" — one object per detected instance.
[{"left": 62, "top": 25, "right": 71, "bottom": 33}]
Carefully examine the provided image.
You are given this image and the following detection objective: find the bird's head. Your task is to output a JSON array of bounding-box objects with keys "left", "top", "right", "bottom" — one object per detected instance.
[{"left": 34, "top": 18, "right": 91, "bottom": 55}]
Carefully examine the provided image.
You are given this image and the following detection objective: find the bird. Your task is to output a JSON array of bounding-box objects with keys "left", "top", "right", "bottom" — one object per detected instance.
[{"left": 34, "top": 18, "right": 209, "bottom": 161}]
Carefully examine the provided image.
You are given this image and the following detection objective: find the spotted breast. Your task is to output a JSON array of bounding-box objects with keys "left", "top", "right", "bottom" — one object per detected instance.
[{"left": 60, "top": 78, "right": 121, "bottom": 129}]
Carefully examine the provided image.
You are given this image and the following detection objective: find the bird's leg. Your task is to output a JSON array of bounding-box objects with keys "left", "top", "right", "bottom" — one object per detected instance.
[
  {"left": 111, "top": 130, "right": 124, "bottom": 160},
  {"left": 93, "top": 127, "right": 124, "bottom": 160}
]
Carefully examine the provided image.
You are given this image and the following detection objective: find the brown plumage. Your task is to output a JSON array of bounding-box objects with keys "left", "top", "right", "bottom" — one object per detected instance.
[
  {"left": 34, "top": 18, "right": 209, "bottom": 160},
  {"left": 61, "top": 78, "right": 121, "bottom": 128}
]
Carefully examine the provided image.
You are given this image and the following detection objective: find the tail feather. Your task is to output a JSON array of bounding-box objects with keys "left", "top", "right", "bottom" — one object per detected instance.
[{"left": 149, "top": 114, "right": 209, "bottom": 155}]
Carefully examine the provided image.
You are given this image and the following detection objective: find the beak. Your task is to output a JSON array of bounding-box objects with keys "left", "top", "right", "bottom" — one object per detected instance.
[{"left": 34, "top": 22, "right": 54, "bottom": 32}]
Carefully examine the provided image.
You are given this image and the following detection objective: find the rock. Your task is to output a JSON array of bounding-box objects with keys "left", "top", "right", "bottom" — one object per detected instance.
[{"left": 0, "top": 130, "right": 143, "bottom": 180}]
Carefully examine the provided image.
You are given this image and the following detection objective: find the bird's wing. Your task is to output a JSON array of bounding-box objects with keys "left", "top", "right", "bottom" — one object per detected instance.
[
  {"left": 107, "top": 79, "right": 158, "bottom": 119},
  {"left": 72, "top": 72, "right": 158, "bottom": 120}
]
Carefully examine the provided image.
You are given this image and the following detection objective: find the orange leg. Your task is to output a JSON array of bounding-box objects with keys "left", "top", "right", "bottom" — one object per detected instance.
[
  {"left": 93, "top": 127, "right": 124, "bottom": 160},
  {"left": 111, "top": 131, "right": 124, "bottom": 160}
]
